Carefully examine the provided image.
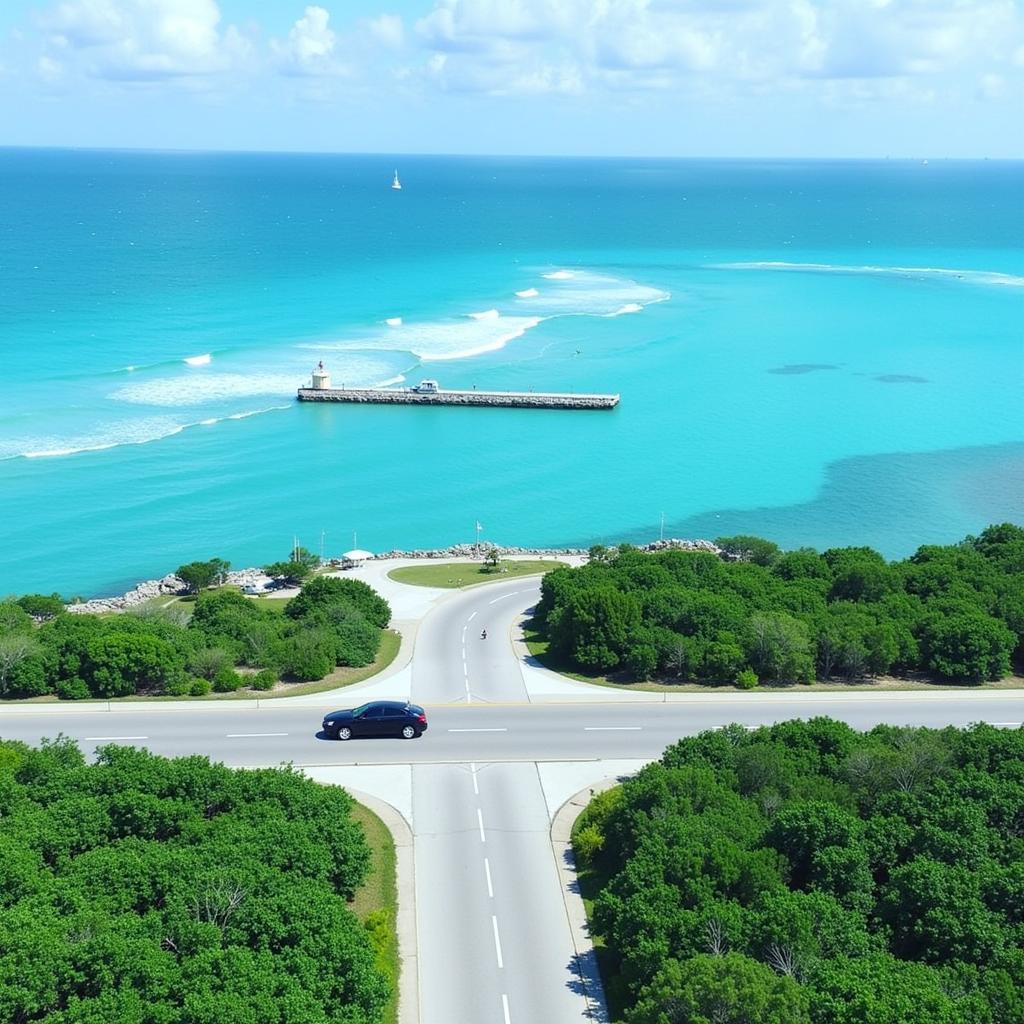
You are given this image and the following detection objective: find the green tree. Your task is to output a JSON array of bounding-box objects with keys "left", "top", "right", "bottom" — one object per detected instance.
[
  {"left": 15, "top": 594, "right": 65, "bottom": 620},
  {"left": 285, "top": 576, "right": 391, "bottom": 628},
  {"left": 176, "top": 558, "right": 230, "bottom": 594},
  {"left": 716, "top": 536, "right": 783, "bottom": 567},
  {"left": 745, "top": 613, "right": 814, "bottom": 684},
  {"left": 627, "top": 953, "right": 811, "bottom": 1024},
  {"left": 82, "top": 631, "right": 184, "bottom": 697},
  {"left": 921, "top": 611, "right": 1014, "bottom": 682},
  {"left": 551, "top": 585, "right": 641, "bottom": 672}
]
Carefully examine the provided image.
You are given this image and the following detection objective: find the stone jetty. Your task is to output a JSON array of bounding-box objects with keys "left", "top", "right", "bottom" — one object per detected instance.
[{"left": 297, "top": 386, "right": 619, "bottom": 410}]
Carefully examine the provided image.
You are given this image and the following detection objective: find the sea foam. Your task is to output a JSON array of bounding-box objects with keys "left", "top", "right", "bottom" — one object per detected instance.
[
  {"left": 184, "top": 353, "right": 213, "bottom": 366},
  {"left": 515, "top": 288, "right": 539, "bottom": 298},
  {"left": 10, "top": 407, "right": 291, "bottom": 461},
  {"left": 467, "top": 309, "right": 500, "bottom": 321},
  {"left": 385, "top": 317, "right": 402, "bottom": 326},
  {"left": 543, "top": 270, "right": 574, "bottom": 280},
  {"left": 113, "top": 372, "right": 303, "bottom": 407},
  {"left": 716, "top": 261, "right": 1024, "bottom": 288}
]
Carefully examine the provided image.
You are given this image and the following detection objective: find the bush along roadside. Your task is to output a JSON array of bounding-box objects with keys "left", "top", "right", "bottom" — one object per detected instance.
[
  {"left": 532, "top": 523, "right": 1024, "bottom": 686},
  {"left": 0, "top": 574, "right": 392, "bottom": 700}
]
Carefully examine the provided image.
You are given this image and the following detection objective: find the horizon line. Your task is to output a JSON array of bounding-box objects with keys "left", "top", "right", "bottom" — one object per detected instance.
[{"left": 0, "top": 144, "right": 1021, "bottom": 162}]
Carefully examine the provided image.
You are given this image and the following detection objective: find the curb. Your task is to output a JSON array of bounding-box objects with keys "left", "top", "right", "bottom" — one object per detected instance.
[
  {"left": 549, "top": 777, "right": 633, "bottom": 1024},
  {"left": 329, "top": 787, "right": 419, "bottom": 1024}
]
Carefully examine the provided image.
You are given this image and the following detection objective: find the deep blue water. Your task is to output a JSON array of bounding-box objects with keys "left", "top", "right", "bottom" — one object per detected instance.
[{"left": 1, "top": 150, "right": 1022, "bottom": 596}]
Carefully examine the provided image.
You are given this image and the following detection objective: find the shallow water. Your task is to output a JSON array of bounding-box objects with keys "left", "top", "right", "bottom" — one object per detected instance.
[{"left": 1, "top": 152, "right": 1021, "bottom": 596}]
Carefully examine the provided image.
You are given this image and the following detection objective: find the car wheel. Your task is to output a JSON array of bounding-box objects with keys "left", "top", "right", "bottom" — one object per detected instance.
[
  {"left": 401, "top": 725, "right": 416, "bottom": 739},
  {"left": 336, "top": 726, "right": 352, "bottom": 741}
]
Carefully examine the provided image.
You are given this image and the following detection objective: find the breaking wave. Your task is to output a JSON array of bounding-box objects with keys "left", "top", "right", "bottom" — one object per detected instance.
[
  {"left": 716, "top": 261, "right": 1024, "bottom": 288},
  {"left": 302, "top": 269, "right": 668, "bottom": 362},
  {"left": 184, "top": 353, "right": 213, "bottom": 366},
  {"left": 6, "top": 407, "right": 290, "bottom": 461}
]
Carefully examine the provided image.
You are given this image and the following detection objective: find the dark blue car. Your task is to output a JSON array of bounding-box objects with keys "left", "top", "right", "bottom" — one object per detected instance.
[{"left": 323, "top": 701, "right": 428, "bottom": 740}]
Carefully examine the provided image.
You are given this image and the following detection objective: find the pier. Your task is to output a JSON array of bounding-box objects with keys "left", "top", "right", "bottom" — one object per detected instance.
[{"left": 297, "top": 368, "right": 619, "bottom": 410}]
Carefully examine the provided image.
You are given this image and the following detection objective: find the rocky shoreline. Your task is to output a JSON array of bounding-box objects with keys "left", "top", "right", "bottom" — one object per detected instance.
[{"left": 65, "top": 538, "right": 723, "bottom": 615}]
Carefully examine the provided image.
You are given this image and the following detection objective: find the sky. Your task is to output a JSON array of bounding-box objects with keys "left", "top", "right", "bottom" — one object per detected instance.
[{"left": 0, "top": 0, "right": 1022, "bottom": 157}]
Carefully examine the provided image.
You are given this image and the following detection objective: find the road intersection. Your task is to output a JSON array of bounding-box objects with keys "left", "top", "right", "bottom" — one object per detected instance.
[{"left": 2, "top": 570, "right": 1023, "bottom": 1023}]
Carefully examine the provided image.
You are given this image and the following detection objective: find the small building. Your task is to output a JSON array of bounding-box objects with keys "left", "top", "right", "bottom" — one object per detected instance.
[{"left": 310, "top": 361, "right": 332, "bottom": 390}]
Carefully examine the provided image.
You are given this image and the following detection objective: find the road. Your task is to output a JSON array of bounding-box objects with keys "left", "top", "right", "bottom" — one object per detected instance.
[{"left": 2, "top": 573, "right": 1023, "bottom": 1024}]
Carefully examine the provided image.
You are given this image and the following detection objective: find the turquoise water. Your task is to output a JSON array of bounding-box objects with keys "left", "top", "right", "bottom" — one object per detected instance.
[{"left": 1, "top": 151, "right": 1022, "bottom": 597}]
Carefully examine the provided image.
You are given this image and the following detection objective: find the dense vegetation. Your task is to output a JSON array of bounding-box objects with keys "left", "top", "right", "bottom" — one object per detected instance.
[
  {"left": 0, "top": 575, "right": 391, "bottom": 699},
  {"left": 534, "top": 524, "right": 1024, "bottom": 685},
  {"left": 575, "top": 719, "right": 1024, "bottom": 1024},
  {"left": 0, "top": 738, "right": 390, "bottom": 1023}
]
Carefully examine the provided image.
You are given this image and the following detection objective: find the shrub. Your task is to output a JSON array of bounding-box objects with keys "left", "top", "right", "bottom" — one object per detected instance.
[
  {"left": 251, "top": 669, "right": 278, "bottom": 691},
  {"left": 57, "top": 678, "right": 91, "bottom": 700},
  {"left": 165, "top": 677, "right": 193, "bottom": 696},
  {"left": 188, "top": 646, "right": 232, "bottom": 681},
  {"left": 212, "top": 666, "right": 244, "bottom": 692},
  {"left": 189, "top": 678, "right": 211, "bottom": 696},
  {"left": 736, "top": 668, "right": 759, "bottom": 690},
  {"left": 574, "top": 824, "right": 605, "bottom": 866}
]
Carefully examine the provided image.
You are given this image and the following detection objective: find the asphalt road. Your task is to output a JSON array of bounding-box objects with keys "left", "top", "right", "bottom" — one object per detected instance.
[
  {"left": 3, "top": 699, "right": 1021, "bottom": 766},
  {"left": 3, "top": 576, "right": 1023, "bottom": 1024}
]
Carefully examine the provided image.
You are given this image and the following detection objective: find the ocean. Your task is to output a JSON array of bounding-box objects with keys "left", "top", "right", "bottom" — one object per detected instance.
[{"left": 1, "top": 150, "right": 1021, "bottom": 598}]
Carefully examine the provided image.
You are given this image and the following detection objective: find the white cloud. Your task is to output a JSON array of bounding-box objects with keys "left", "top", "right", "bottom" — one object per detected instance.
[
  {"left": 274, "top": 5, "right": 339, "bottom": 75},
  {"left": 39, "top": 0, "right": 250, "bottom": 80},
  {"left": 409, "top": 0, "right": 1024, "bottom": 96},
  {"left": 365, "top": 13, "right": 404, "bottom": 50}
]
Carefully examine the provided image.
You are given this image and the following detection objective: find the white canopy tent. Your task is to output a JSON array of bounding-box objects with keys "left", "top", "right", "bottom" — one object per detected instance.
[{"left": 342, "top": 549, "right": 374, "bottom": 562}]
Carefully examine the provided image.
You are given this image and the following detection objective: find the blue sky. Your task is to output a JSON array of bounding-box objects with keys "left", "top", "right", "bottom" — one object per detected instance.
[{"left": 1, "top": 0, "right": 1021, "bottom": 156}]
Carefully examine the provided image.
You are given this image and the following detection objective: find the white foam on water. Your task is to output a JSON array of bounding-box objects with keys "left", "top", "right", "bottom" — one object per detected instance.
[
  {"left": 113, "top": 372, "right": 303, "bottom": 407},
  {"left": 385, "top": 317, "right": 402, "bottom": 326},
  {"left": 543, "top": 270, "right": 575, "bottom": 280},
  {"left": 373, "top": 374, "right": 407, "bottom": 388},
  {"left": 7, "top": 407, "right": 290, "bottom": 461},
  {"left": 309, "top": 315, "right": 546, "bottom": 362},
  {"left": 716, "top": 261, "right": 1024, "bottom": 288},
  {"left": 303, "top": 270, "right": 668, "bottom": 362},
  {"left": 184, "top": 353, "right": 213, "bottom": 366}
]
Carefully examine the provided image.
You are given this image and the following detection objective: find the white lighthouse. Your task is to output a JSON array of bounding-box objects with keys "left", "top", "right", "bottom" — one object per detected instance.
[{"left": 310, "top": 361, "right": 331, "bottom": 390}]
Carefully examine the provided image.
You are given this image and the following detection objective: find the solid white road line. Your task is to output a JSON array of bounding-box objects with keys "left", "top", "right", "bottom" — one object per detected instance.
[
  {"left": 502, "top": 993, "right": 511, "bottom": 1024},
  {"left": 226, "top": 733, "right": 288, "bottom": 738},
  {"left": 84, "top": 735, "right": 148, "bottom": 741},
  {"left": 448, "top": 727, "right": 509, "bottom": 732},
  {"left": 471, "top": 762, "right": 479, "bottom": 795},
  {"left": 468, "top": 611, "right": 477, "bottom": 622},
  {"left": 484, "top": 857, "right": 494, "bottom": 898},
  {"left": 492, "top": 915, "right": 504, "bottom": 968},
  {"left": 583, "top": 726, "right": 642, "bottom": 731},
  {"left": 477, "top": 808, "right": 486, "bottom": 843},
  {"left": 488, "top": 589, "right": 526, "bottom": 605}
]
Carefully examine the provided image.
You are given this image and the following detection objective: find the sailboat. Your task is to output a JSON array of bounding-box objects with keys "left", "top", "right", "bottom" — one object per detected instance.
[{"left": 391, "top": 169, "right": 402, "bottom": 191}]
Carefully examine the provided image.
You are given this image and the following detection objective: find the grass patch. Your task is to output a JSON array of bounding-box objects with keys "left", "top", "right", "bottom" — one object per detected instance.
[
  {"left": 349, "top": 800, "right": 399, "bottom": 1024},
  {"left": 571, "top": 805, "right": 628, "bottom": 1023},
  {"left": 388, "top": 559, "right": 566, "bottom": 589}
]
